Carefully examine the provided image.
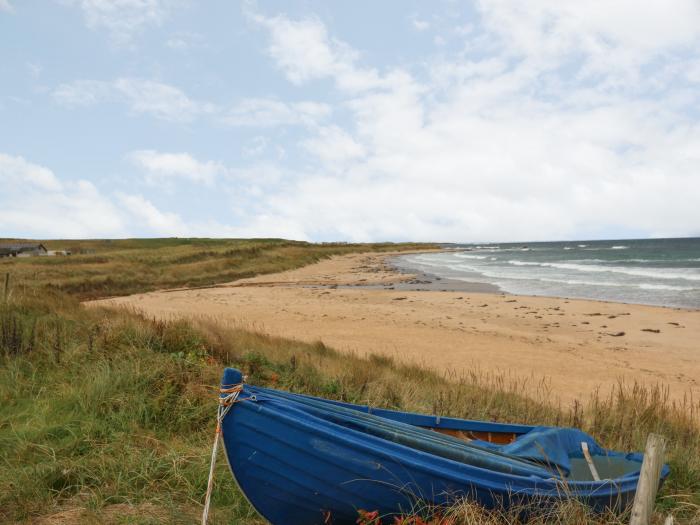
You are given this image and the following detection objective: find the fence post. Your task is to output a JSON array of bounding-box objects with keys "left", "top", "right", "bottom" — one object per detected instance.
[
  {"left": 3, "top": 273, "right": 9, "bottom": 302},
  {"left": 629, "top": 433, "right": 667, "bottom": 525}
]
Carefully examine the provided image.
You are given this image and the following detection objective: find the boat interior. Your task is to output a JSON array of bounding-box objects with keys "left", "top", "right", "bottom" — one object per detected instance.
[{"left": 425, "top": 424, "right": 641, "bottom": 481}]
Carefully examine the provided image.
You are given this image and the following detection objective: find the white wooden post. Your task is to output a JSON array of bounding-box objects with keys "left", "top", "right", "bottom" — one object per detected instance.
[{"left": 629, "top": 433, "right": 667, "bottom": 525}]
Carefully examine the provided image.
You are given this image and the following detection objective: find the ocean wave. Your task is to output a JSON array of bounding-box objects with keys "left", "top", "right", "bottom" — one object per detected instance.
[
  {"left": 406, "top": 258, "right": 451, "bottom": 268},
  {"left": 507, "top": 260, "right": 540, "bottom": 266},
  {"left": 445, "top": 269, "right": 696, "bottom": 292},
  {"left": 541, "top": 279, "right": 693, "bottom": 291},
  {"left": 396, "top": 246, "right": 700, "bottom": 308},
  {"left": 446, "top": 264, "right": 480, "bottom": 273},
  {"left": 638, "top": 283, "right": 695, "bottom": 291},
  {"left": 561, "top": 264, "right": 700, "bottom": 281},
  {"left": 503, "top": 260, "right": 700, "bottom": 281},
  {"left": 567, "top": 257, "right": 700, "bottom": 264},
  {"left": 410, "top": 254, "right": 447, "bottom": 263},
  {"left": 539, "top": 277, "right": 624, "bottom": 288},
  {"left": 610, "top": 245, "right": 629, "bottom": 249}
]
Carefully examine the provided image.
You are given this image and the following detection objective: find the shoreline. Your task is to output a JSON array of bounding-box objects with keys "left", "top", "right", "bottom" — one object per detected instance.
[
  {"left": 385, "top": 255, "right": 502, "bottom": 294},
  {"left": 89, "top": 251, "right": 700, "bottom": 406},
  {"left": 388, "top": 253, "right": 700, "bottom": 312}
]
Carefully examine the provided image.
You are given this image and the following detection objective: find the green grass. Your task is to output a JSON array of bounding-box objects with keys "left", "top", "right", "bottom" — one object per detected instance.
[
  {"left": 0, "top": 237, "right": 432, "bottom": 300},
  {"left": 1, "top": 238, "right": 698, "bottom": 524}
]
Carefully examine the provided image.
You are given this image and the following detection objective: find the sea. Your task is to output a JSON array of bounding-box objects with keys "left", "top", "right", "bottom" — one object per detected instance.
[{"left": 395, "top": 237, "right": 700, "bottom": 310}]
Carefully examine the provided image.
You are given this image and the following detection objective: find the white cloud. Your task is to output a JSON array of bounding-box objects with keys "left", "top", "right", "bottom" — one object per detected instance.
[
  {"left": 117, "top": 193, "right": 189, "bottom": 234},
  {"left": 0, "top": 0, "right": 13, "bottom": 13},
  {"left": 63, "top": 0, "right": 182, "bottom": 46},
  {"left": 301, "top": 126, "right": 365, "bottom": 165},
  {"left": 53, "top": 81, "right": 326, "bottom": 127},
  {"left": 114, "top": 78, "right": 213, "bottom": 121},
  {"left": 0, "top": 153, "right": 203, "bottom": 238},
  {"left": 242, "top": 136, "right": 268, "bottom": 157},
  {"left": 411, "top": 17, "right": 430, "bottom": 31},
  {"left": 52, "top": 77, "right": 213, "bottom": 122},
  {"left": 128, "top": 150, "right": 224, "bottom": 185},
  {"left": 223, "top": 98, "right": 330, "bottom": 127},
  {"left": 250, "top": 12, "right": 385, "bottom": 92},
  {"left": 474, "top": 0, "right": 700, "bottom": 85},
  {"left": 230, "top": 6, "right": 700, "bottom": 242},
  {"left": 479, "top": 0, "right": 700, "bottom": 55},
  {"left": 251, "top": 14, "right": 336, "bottom": 84},
  {"left": 0, "top": 154, "right": 126, "bottom": 238},
  {"left": 0, "top": 153, "right": 63, "bottom": 191},
  {"left": 13, "top": 5, "right": 700, "bottom": 242},
  {"left": 52, "top": 79, "right": 112, "bottom": 108}
]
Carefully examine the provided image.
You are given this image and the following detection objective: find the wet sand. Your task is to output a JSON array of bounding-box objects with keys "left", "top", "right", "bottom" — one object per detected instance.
[{"left": 89, "top": 251, "right": 700, "bottom": 405}]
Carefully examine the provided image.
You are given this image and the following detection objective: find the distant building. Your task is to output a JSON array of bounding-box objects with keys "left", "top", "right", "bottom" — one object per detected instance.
[{"left": 0, "top": 242, "right": 48, "bottom": 258}]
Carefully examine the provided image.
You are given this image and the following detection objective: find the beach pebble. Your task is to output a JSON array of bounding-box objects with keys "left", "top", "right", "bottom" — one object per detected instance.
[{"left": 606, "top": 331, "right": 626, "bottom": 337}]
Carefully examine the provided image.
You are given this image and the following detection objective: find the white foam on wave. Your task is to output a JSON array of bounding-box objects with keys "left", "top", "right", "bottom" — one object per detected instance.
[
  {"left": 409, "top": 254, "right": 446, "bottom": 264},
  {"left": 507, "top": 260, "right": 539, "bottom": 266},
  {"left": 539, "top": 277, "right": 624, "bottom": 288},
  {"left": 638, "top": 283, "right": 695, "bottom": 291},
  {"left": 454, "top": 253, "right": 487, "bottom": 260},
  {"left": 610, "top": 245, "right": 629, "bottom": 249},
  {"left": 406, "top": 258, "right": 450, "bottom": 268},
  {"left": 505, "top": 260, "right": 700, "bottom": 281},
  {"left": 447, "top": 264, "right": 480, "bottom": 273},
  {"left": 541, "top": 279, "right": 693, "bottom": 291},
  {"left": 555, "top": 264, "right": 700, "bottom": 281}
]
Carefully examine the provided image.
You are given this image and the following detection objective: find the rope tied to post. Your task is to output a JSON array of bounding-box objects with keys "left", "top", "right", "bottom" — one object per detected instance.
[{"left": 201, "top": 381, "right": 245, "bottom": 525}]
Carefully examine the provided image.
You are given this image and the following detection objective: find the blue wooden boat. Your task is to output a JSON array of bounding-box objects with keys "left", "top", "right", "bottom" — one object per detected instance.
[{"left": 218, "top": 368, "right": 669, "bottom": 524}]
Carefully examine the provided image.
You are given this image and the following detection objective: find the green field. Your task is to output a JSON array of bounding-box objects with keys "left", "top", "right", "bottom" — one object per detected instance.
[{"left": 1, "top": 239, "right": 698, "bottom": 524}]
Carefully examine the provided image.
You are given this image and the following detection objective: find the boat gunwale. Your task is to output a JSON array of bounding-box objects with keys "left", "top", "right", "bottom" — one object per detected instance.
[{"left": 252, "top": 385, "right": 537, "bottom": 436}]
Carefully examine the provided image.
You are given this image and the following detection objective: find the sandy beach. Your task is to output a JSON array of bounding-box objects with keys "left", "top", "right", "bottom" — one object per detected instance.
[{"left": 91, "top": 251, "right": 700, "bottom": 405}]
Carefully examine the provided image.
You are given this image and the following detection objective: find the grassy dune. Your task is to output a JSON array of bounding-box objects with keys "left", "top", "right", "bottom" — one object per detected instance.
[
  {"left": 0, "top": 238, "right": 430, "bottom": 300},
  {"left": 1, "top": 239, "right": 698, "bottom": 524}
]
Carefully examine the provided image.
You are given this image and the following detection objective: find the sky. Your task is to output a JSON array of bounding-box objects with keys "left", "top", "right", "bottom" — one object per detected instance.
[{"left": 1, "top": 1, "right": 700, "bottom": 243}]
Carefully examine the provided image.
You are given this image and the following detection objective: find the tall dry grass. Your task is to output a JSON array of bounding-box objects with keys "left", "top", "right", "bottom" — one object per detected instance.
[
  {"left": 3, "top": 295, "right": 699, "bottom": 523},
  {"left": 1, "top": 238, "right": 698, "bottom": 523}
]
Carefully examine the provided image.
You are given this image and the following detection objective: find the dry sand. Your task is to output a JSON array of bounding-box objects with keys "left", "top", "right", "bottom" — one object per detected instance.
[{"left": 90, "top": 251, "right": 700, "bottom": 406}]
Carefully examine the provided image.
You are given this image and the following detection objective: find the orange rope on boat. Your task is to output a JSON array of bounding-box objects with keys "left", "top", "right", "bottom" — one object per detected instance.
[
  {"left": 202, "top": 380, "right": 245, "bottom": 525},
  {"left": 219, "top": 384, "right": 243, "bottom": 405}
]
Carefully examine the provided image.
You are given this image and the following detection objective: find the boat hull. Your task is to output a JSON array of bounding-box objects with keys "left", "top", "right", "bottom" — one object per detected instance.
[{"left": 219, "top": 369, "right": 667, "bottom": 525}]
